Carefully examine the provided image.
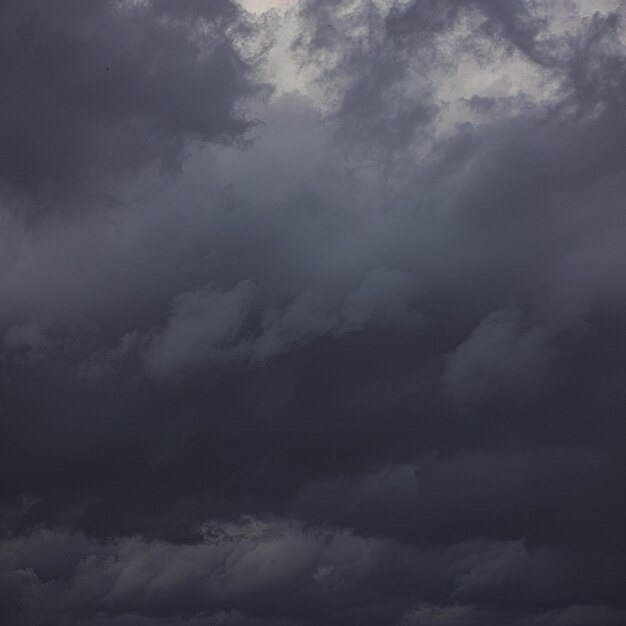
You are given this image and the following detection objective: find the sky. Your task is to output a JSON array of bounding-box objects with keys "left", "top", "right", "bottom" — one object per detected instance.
[{"left": 0, "top": 1, "right": 625, "bottom": 624}]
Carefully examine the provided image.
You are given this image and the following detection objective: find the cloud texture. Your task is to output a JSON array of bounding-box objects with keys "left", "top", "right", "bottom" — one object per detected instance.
[{"left": 1, "top": 0, "right": 625, "bottom": 624}]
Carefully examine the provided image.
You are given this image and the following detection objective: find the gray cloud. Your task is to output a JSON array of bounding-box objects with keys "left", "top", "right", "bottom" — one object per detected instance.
[
  {"left": 443, "top": 309, "right": 558, "bottom": 406},
  {"left": 0, "top": 519, "right": 597, "bottom": 626},
  {"left": 400, "top": 603, "right": 626, "bottom": 626},
  {"left": 143, "top": 279, "right": 256, "bottom": 378},
  {"left": 1, "top": 0, "right": 625, "bottom": 624},
  {"left": 0, "top": 0, "right": 262, "bottom": 206}
]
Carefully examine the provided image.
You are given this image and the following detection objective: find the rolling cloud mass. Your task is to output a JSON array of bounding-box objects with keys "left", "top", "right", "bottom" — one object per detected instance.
[{"left": 0, "top": 1, "right": 625, "bottom": 624}]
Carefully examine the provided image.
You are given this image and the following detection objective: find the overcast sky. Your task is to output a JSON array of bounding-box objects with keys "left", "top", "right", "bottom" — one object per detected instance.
[{"left": 1, "top": 1, "right": 625, "bottom": 625}]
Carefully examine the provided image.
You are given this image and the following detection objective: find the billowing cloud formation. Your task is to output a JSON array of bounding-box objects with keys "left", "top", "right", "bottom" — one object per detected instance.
[
  {"left": 443, "top": 308, "right": 557, "bottom": 405},
  {"left": 0, "top": 0, "right": 260, "bottom": 205},
  {"left": 3, "top": 519, "right": 623, "bottom": 626},
  {"left": 144, "top": 279, "right": 256, "bottom": 377},
  {"left": 1, "top": 0, "right": 625, "bottom": 624}
]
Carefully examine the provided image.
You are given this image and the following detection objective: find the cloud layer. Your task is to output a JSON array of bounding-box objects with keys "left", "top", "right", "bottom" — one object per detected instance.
[{"left": 1, "top": 0, "right": 625, "bottom": 624}]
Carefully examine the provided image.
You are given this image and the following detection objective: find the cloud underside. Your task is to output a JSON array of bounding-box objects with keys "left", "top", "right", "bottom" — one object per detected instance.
[{"left": 1, "top": 0, "right": 625, "bottom": 624}]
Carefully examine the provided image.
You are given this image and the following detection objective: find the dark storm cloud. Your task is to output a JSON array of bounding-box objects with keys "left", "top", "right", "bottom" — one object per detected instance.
[
  {"left": 5, "top": 519, "right": 619, "bottom": 626},
  {"left": 0, "top": 0, "right": 261, "bottom": 205},
  {"left": 1, "top": 0, "right": 626, "bottom": 625}
]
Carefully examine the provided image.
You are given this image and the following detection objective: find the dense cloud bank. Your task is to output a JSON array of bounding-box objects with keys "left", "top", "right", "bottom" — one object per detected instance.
[
  {"left": 1, "top": 0, "right": 625, "bottom": 624},
  {"left": 3, "top": 521, "right": 626, "bottom": 626}
]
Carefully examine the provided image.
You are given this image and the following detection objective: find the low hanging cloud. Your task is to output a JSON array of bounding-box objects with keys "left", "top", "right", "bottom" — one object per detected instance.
[
  {"left": 143, "top": 279, "right": 256, "bottom": 378},
  {"left": 0, "top": 518, "right": 607, "bottom": 626},
  {"left": 443, "top": 309, "right": 558, "bottom": 405},
  {"left": 116, "top": 267, "right": 420, "bottom": 378},
  {"left": 1, "top": 0, "right": 625, "bottom": 625},
  {"left": 0, "top": 0, "right": 262, "bottom": 206}
]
